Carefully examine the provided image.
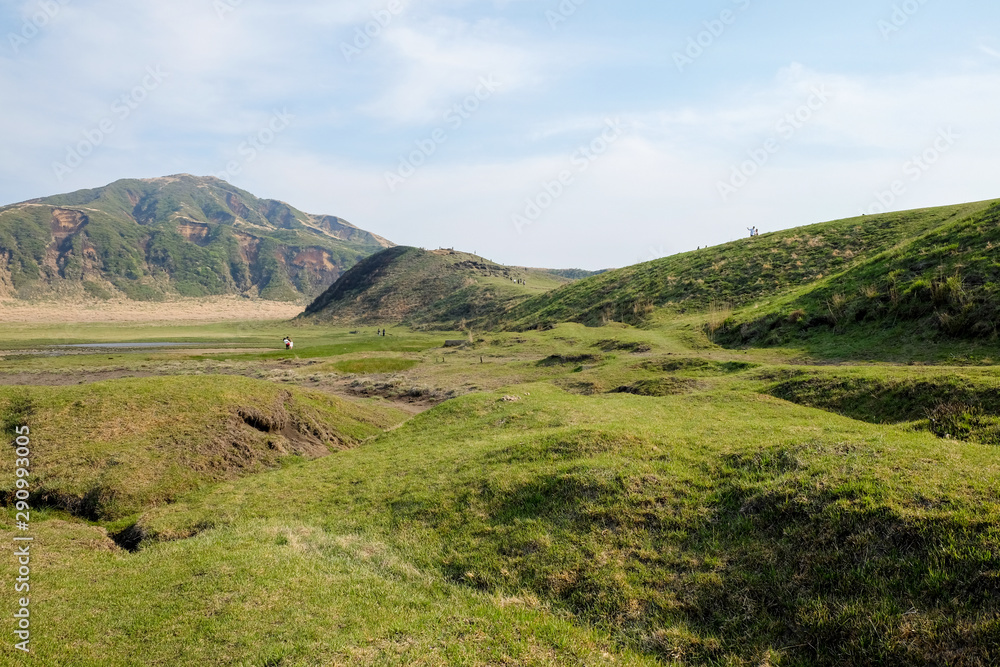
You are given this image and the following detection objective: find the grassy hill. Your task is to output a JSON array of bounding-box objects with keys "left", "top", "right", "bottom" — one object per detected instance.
[
  {"left": 0, "top": 376, "right": 407, "bottom": 522},
  {"left": 500, "top": 200, "right": 998, "bottom": 331},
  {"left": 714, "top": 201, "right": 1000, "bottom": 349},
  {"left": 541, "top": 267, "right": 608, "bottom": 281},
  {"left": 302, "top": 246, "right": 572, "bottom": 327},
  {"left": 0, "top": 174, "right": 392, "bottom": 302}
]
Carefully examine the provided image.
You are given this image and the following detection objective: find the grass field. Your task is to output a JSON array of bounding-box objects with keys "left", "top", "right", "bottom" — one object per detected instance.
[
  {"left": 501, "top": 201, "right": 997, "bottom": 330},
  {"left": 715, "top": 202, "right": 1000, "bottom": 352},
  {"left": 1, "top": 304, "right": 999, "bottom": 665}
]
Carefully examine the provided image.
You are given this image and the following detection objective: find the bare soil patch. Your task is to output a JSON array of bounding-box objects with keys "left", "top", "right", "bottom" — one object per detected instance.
[{"left": 0, "top": 297, "right": 304, "bottom": 323}]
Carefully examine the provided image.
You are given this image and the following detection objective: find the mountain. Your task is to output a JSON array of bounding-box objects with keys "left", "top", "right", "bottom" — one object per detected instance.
[
  {"left": 500, "top": 199, "right": 999, "bottom": 330},
  {"left": 302, "top": 246, "right": 573, "bottom": 326},
  {"left": 0, "top": 174, "right": 393, "bottom": 302}
]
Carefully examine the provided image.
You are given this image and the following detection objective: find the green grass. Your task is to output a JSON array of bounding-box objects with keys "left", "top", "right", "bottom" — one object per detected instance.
[
  {"left": 192, "top": 336, "right": 448, "bottom": 362},
  {"left": 303, "top": 246, "right": 572, "bottom": 327},
  {"left": 0, "top": 323, "right": 452, "bottom": 378},
  {"left": 119, "top": 382, "right": 1000, "bottom": 665},
  {"left": 500, "top": 200, "right": 996, "bottom": 330},
  {"left": 329, "top": 357, "right": 420, "bottom": 374},
  {"left": 3, "top": 284, "right": 1000, "bottom": 664},
  {"left": 758, "top": 364, "right": 1000, "bottom": 444},
  {"left": 0, "top": 376, "right": 407, "bottom": 521},
  {"left": 715, "top": 202, "right": 1000, "bottom": 354},
  {"left": 3, "top": 518, "right": 654, "bottom": 666}
]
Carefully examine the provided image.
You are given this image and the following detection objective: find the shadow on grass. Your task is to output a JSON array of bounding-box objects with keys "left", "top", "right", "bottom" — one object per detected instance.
[{"left": 393, "top": 441, "right": 1000, "bottom": 665}]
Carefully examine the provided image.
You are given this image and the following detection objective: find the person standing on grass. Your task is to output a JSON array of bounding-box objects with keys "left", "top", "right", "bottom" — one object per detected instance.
[{"left": 283, "top": 336, "right": 292, "bottom": 350}]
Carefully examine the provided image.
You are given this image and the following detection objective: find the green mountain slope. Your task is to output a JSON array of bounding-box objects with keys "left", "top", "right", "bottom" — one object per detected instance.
[
  {"left": 715, "top": 201, "right": 1000, "bottom": 346},
  {"left": 0, "top": 174, "right": 393, "bottom": 302},
  {"left": 542, "top": 267, "right": 608, "bottom": 281},
  {"left": 302, "top": 246, "right": 572, "bottom": 326},
  {"left": 501, "top": 200, "right": 998, "bottom": 329}
]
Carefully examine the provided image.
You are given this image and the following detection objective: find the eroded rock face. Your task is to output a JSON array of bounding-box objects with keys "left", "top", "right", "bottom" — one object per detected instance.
[
  {"left": 176, "top": 220, "right": 211, "bottom": 246},
  {"left": 51, "top": 208, "right": 88, "bottom": 240},
  {"left": 0, "top": 252, "right": 15, "bottom": 298},
  {"left": 291, "top": 247, "right": 336, "bottom": 272},
  {"left": 228, "top": 232, "right": 256, "bottom": 261},
  {"left": 226, "top": 192, "right": 250, "bottom": 220},
  {"left": 45, "top": 209, "right": 102, "bottom": 281},
  {"left": 281, "top": 246, "right": 343, "bottom": 297}
]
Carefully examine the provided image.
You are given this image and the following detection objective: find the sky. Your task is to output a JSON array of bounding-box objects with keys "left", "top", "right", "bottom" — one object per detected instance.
[{"left": 2, "top": 0, "right": 999, "bottom": 270}]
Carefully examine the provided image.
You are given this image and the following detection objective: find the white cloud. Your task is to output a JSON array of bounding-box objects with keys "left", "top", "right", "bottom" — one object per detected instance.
[
  {"left": 2, "top": 3, "right": 999, "bottom": 269},
  {"left": 358, "top": 16, "right": 542, "bottom": 124},
  {"left": 981, "top": 45, "right": 1000, "bottom": 59}
]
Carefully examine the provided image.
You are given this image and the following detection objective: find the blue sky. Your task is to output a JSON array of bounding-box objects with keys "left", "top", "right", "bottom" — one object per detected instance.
[{"left": 2, "top": 0, "right": 999, "bottom": 269}]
